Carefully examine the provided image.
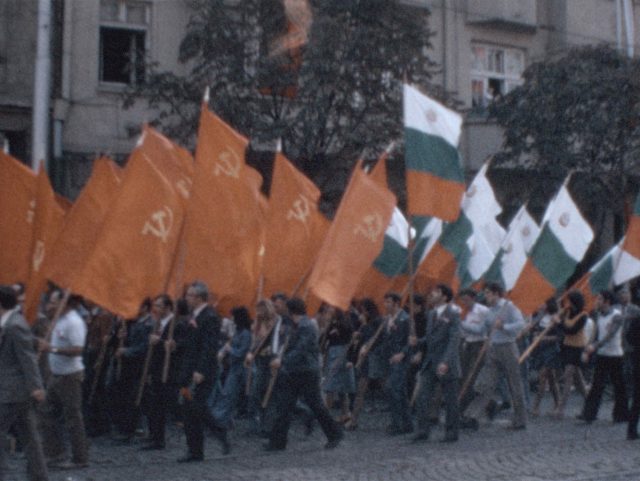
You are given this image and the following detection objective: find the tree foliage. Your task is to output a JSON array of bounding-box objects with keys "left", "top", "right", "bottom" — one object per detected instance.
[
  {"left": 125, "top": 0, "right": 442, "bottom": 196},
  {"left": 489, "top": 44, "right": 640, "bottom": 209}
]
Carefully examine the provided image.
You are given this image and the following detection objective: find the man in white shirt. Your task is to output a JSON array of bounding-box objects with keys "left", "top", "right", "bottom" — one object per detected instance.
[{"left": 38, "top": 292, "right": 89, "bottom": 470}]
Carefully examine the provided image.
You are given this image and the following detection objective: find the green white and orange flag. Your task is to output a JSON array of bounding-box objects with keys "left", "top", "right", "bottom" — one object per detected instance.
[
  {"left": 47, "top": 157, "right": 122, "bottom": 290},
  {"left": 262, "top": 153, "right": 329, "bottom": 298},
  {"left": 404, "top": 83, "right": 465, "bottom": 222},
  {"left": 0, "top": 152, "right": 37, "bottom": 284},
  {"left": 617, "top": 192, "right": 640, "bottom": 283},
  {"left": 482, "top": 205, "right": 540, "bottom": 291},
  {"left": 181, "top": 106, "right": 264, "bottom": 314},
  {"left": 415, "top": 163, "right": 502, "bottom": 291},
  {"left": 570, "top": 192, "right": 640, "bottom": 309},
  {"left": 509, "top": 183, "right": 594, "bottom": 315},
  {"left": 571, "top": 242, "right": 624, "bottom": 311},
  {"left": 308, "top": 160, "right": 396, "bottom": 311},
  {"left": 23, "top": 164, "right": 67, "bottom": 323},
  {"left": 71, "top": 153, "right": 184, "bottom": 319}
]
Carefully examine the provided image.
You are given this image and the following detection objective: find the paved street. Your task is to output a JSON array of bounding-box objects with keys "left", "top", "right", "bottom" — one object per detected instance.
[{"left": 5, "top": 394, "right": 640, "bottom": 481}]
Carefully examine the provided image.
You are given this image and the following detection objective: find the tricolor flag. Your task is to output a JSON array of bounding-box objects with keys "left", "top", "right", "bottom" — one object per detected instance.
[
  {"left": 483, "top": 205, "right": 540, "bottom": 291},
  {"left": 510, "top": 183, "right": 594, "bottom": 315},
  {"left": 571, "top": 243, "right": 623, "bottom": 311},
  {"left": 404, "top": 84, "right": 465, "bottom": 222},
  {"left": 458, "top": 163, "right": 505, "bottom": 287},
  {"left": 617, "top": 192, "right": 640, "bottom": 284},
  {"left": 415, "top": 163, "right": 502, "bottom": 290}
]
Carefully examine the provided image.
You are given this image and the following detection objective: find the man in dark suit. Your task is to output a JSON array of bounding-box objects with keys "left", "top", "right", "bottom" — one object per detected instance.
[
  {"left": 0, "top": 285, "right": 48, "bottom": 481},
  {"left": 411, "top": 284, "right": 461, "bottom": 443},
  {"left": 177, "top": 281, "right": 220, "bottom": 462},
  {"left": 142, "top": 294, "right": 186, "bottom": 450},
  {"left": 381, "top": 292, "right": 413, "bottom": 436},
  {"left": 264, "top": 298, "right": 343, "bottom": 451}
]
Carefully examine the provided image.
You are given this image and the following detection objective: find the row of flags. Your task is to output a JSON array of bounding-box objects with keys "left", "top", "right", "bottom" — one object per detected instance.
[{"left": 1, "top": 85, "right": 639, "bottom": 323}]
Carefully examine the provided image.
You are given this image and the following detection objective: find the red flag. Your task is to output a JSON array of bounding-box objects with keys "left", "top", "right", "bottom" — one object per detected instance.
[
  {"left": 71, "top": 153, "right": 184, "bottom": 319},
  {"left": 47, "top": 157, "right": 122, "bottom": 290},
  {"left": 263, "top": 153, "right": 329, "bottom": 297},
  {"left": 181, "top": 107, "right": 264, "bottom": 315},
  {"left": 23, "top": 164, "right": 66, "bottom": 323},
  {"left": 0, "top": 152, "right": 37, "bottom": 284},
  {"left": 308, "top": 161, "right": 396, "bottom": 310}
]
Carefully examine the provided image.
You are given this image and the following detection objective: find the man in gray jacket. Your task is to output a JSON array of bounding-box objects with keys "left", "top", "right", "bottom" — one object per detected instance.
[
  {"left": 462, "top": 282, "right": 527, "bottom": 431},
  {"left": 0, "top": 285, "right": 48, "bottom": 481},
  {"left": 411, "top": 284, "right": 461, "bottom": 443}
]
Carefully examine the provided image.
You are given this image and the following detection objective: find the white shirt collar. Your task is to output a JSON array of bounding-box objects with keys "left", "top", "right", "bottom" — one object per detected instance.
[
  {"left": 193, "top": 303, "right": 207, "bottom": 318},
  {"left": 160, "top": 313, "right": 173, "bottom": 331},
  {"left": 0, "top": 307, "right": 18, "bottom": 329}
]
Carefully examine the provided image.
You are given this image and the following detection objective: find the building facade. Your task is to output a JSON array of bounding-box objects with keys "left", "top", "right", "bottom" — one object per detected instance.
[{"left": 0, "top": 0, "right": 637, "bottom": 196}]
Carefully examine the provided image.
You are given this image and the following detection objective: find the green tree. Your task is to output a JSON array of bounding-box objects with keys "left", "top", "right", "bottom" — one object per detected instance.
[
  {"left": 126, "top": 0, "right": 442, "bottom": 200},
  {"left": 490, "top": 45, "right": 640, "bottom": 216}
]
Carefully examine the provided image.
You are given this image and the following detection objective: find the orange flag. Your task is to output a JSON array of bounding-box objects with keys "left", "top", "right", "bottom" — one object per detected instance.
[
  {"left": 23, "top": 164, "right": 66, "bottom": 323},
  {"left": 136, "top": 126, "right": 195, "bottom": 298},
  {"left": 0, "top": 152, "right": 37, "bottom": 284},
  {"left": 181, "top": 107, "right": 264, "bottom": 315},
  {"left": 262, "top": 153, "right": 329, "bottom": 298},
  {"left": 355, "top": 153, "right": 410, "bottom": 306},
  {"left": 47, "top": 157, "right": 122, "bottom": 290},
  {"left": 71, "top": 153, "right": 184, "bottom": 319},
  {"left": 137, "top": 125, "right": 194, "bottom": 203},
  {"left": 308, "top": 160, "right": 396, "bottom": 311}
]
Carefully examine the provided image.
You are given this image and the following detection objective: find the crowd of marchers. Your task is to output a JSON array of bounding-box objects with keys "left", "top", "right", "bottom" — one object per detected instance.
[{"left": 2, "top": 279, "right": 640, "bottom": 481}]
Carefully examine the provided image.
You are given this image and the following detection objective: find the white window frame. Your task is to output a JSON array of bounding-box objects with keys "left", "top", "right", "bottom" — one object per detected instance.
[
  {"left": 99, "top": 0, "right": 151, "bottom": 87},
  {"left": 470, "top": 43, "right": 525, "bottom": 111}
]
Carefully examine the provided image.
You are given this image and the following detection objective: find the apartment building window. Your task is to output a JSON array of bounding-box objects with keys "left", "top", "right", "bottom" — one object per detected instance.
[
  {"left": 471, "top": 44, "right": 524, "bottom": 110},
  {"left": 99, "top": 0, "right": 150, "bottom": 85}
]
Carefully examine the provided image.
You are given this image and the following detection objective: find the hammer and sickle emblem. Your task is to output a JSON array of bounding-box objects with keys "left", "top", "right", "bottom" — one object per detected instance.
[
  {"left": 354, "top": 213, "right": 384, "bottom": 243},
  {"left": 32, "top": 240, "right": 45, "bottom": 272},
  {"left": 287, "top": 194, "right": 311, "bottom": 235},
  {"left": 141, "top": 206, "right": 174, "bottom": 243},
  {"left": 26, "top": 199, "right": 36, "bottom": 224},
  {"left": 213, "top": 148, "right": 241, "bottom": 178}
]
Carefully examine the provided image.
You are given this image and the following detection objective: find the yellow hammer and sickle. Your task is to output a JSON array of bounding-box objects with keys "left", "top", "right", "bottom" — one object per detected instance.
[
  {"left": 141, "top": 206, "right": 174, "bottom": 243},
  {"left": 287, "top": 194, "right": 311, "bottom": 235},
  {"left": 213, "top": 148, "right": 241, "bottom": 178},
  {"left": 354, "top": 213, "right": 383, "bottom": 243}
]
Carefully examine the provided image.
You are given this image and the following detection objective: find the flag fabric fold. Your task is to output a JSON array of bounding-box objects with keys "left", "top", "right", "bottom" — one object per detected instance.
[{"left": 47, "top": 157, "right": 122, "bottom": 290}]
